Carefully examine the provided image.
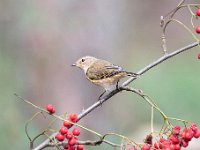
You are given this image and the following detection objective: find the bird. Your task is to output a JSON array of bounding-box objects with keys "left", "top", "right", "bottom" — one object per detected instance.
[{"left": 72, "top": 56, "right": 138, "bottom": 99}]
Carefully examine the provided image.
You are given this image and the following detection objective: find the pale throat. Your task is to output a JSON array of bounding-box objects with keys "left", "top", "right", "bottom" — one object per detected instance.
[{"left": 82, "top": 65, "right": 90, "bottom": 74}]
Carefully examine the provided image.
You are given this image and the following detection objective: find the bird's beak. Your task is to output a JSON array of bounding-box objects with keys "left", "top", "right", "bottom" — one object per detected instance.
[{"left": 71, "top": 64, "right": 76, "bottom": 67}]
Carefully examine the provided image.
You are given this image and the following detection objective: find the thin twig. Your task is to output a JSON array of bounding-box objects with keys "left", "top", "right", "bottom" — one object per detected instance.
[
  {"left": 25, "top": 111, "right": 43, "bottom": 149},
  {"left": 101, "top": 132, "right": 139, "bottom": 147},
  {"left": 123, "top": 41, "right": 199, "bottom": 87},
  {"left": 26, "top": 112, "right": 42, "bottom": 142},
  {"left": 120, "top": 86, "right": 168, "bottom": 120},
  {"left": 151, "top": 106, "right": 154, "bottom": 134}
]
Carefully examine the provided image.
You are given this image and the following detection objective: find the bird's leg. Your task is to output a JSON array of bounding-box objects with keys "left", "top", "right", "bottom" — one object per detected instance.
[
  {"left": 98, "top": 90, "right": 106, "bottom": 106},
  {"left": 116, "top": 80, "right": 120, "bottom": 90},
  {"left": 98, "top": 90, "right": 106, "bottom": 100}
]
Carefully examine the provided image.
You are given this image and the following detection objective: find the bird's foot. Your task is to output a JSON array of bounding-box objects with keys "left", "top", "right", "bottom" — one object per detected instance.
[{"left": 98, "top": 91, "right": 106, "bottom": 106}]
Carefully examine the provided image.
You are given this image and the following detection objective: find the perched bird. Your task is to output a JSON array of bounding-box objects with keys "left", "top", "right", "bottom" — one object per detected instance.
[{"left": 72, "top": 56, "right": 138, "bottom": 98}]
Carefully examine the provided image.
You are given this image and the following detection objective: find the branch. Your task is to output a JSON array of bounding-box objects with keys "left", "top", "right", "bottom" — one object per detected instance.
[
  {"left": 31, "top": 41, "right": 199, "bottom": 149},
  {"left": 44, "top": 139, "right": 121, "bottom": 149},
  {"left": 122, "top": 41, "right": 199, "bottom": 86},
  {"left": 77, "top": 139, "right": 120, "bottom": 147}
]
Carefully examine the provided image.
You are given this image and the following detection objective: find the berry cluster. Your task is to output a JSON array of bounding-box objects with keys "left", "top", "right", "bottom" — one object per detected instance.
[
  {"left": 45, "top": 105, "right": 84, "bottom": 150},
  {"left": 56, "top": 113, "right": 84, "bottom": 150},
  {"left": 195, "top": 9, "right": 200, "bottom": 34},
  {"left": 45, "top": 105, "right": 199, "bottom": 150},
  {"left": 194, "top": 9, "right": 200, "bottom": 59},
  {"left": 140, "top": 123, "right": 200, "bottom": 150}
]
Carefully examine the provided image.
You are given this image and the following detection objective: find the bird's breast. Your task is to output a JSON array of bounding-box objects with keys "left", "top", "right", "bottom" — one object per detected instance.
[{"left": 87, "top": 73, "right": 126, "bottom": 90}]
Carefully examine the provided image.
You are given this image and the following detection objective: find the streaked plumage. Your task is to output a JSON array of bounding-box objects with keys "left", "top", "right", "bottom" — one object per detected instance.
[{"left": 72, "top": 56, "right": 137, "bottom": 91}]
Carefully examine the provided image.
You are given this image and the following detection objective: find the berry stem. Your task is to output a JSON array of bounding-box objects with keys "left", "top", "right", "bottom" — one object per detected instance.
[
  {"left": 25, "top": 111, "right": 42, "bottom": 142},
  {"left": 171, "top": 19, "right": 199, "bottom": 42},
  {"left": 143, "top": 95, "right": 168, "bottom": 120},
  {"left": 151, "top": 106, "right": 154, "bottom": 133},
  {"left": 168, "top": 117, "right": 190, "bottom": 124},
  {"left": 103, "top": 133, "right": 139, "bottom": 146}
]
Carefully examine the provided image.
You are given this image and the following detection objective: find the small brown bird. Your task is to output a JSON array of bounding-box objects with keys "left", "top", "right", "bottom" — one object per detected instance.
[{"left": 72, "top": 56, "right": 138, "bottom": 98}]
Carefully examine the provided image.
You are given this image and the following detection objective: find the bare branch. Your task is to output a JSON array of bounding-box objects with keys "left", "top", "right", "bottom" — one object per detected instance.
[
  {"left": 77, "top": 139, "right": 120, "bottom": 147},
  {"left": 122, "top": 41, "right": 199, "bottom": 86}
]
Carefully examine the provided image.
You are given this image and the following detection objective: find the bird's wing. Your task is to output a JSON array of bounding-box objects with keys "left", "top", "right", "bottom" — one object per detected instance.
[{"left": 86, "top": 60, "right": 124, "bottom": 80}]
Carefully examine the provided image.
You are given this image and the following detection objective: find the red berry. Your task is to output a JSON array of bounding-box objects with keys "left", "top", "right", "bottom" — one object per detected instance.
[
  {"left": 68, "top": 146, "right": 75, "bottom": 150},
  {"left": 173, "top": 126, "right": 181, "bottom": 135},
  {"left": 162, "top": 140, "right": 171, "bottom": 147},
  {"left": 174, "top": 144, "right": 180, "bottom": 150},
  {"left": 169, "top": 144, "right": 174, "bottom": 149},
  {"left": 196, "top": 9, "right": 200, "bottom": 16},
  {"left": 56, "top": 133, "right": 65, "bottom": 141},
  {"left": 190, "top": 123, "right": 198, "bottom": 132},
  {"left": 141, "top": 144, "right": 150, "bottom": 150},
  {"left": 194, "top": 131, "right": 200, "bottom": 138},
  {"left": 77, "top": 145, "right": 84, "bottom": 150},
  {"left": 183, "top": 128, "right": 194, "bottom": 141},
  {"left": 169, "top": 135, "right": 180, "bottom": 144},
  {"left": 69, "top": 113, "right": 78, "bottom": 123},
  {"left": 196, "top": 26, "right": 200, "bottom": 34},
  {"left": 68, "top": 138, "right": 77, "bottom": 146},
  {"left": 174, "top": 125, "right": 181, "bottom": 130},
  {"left": 159, "top": 138, "right": 166, "bottom": 143},
  {"left": 197, "top": 53, "right": 200, "bottom": 59},
  {"left": 72, "top": 128, "right": 80, "bottom": 136},
  {"left": 182, "top": 140, "right": 188, "bottom": 147},
  {"left": 163, "top": 147, "right": 171, "bottom": 150},
  {"left": 51, "top": 108, "right": 55, "bottom": 114},
  {"left": 59, "top": 126, "right": 68, "bottom": 135},
  {"left": 66, "top": 132, "right": 73, "bottom": 140},
  {"left": 46, "top": 104, "right": 55, "bottom": 114},
  {"left": 154, "top": 142, "right": 159, "bottom": 149},
  {"left": 170, "top": 144, "right": 180, "bottom": 150},
  {"left": 63, "top": 119, "right": 73, "bottom": 128}
]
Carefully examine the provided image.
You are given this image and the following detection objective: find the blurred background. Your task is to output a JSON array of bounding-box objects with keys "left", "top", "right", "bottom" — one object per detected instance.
[{"left": 0, "top": 0, "right": 200, "bottom": 149}]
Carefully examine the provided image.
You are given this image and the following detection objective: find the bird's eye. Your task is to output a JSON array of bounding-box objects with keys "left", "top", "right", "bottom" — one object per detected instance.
[{"left": 81, "top": 59, "right": 85, "bottom": 62}]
